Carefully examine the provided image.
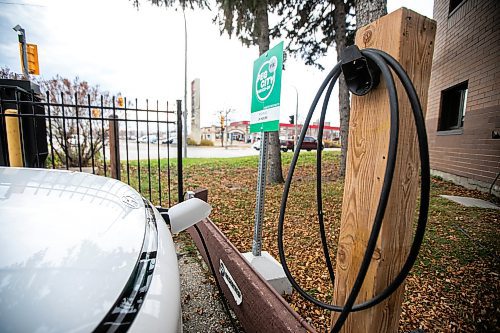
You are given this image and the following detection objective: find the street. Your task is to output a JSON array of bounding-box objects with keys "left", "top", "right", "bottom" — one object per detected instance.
[
  {"left": 105, "top": 141, "right": 339, "bottom": 160},
  {"left": 110, "top": 142, "right": 260, "bottom": 160}
]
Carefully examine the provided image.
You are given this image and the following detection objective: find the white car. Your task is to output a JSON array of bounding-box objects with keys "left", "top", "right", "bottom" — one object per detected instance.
[
  {"left": 252, "top": 138, "right": 261, "bottom": 150},
  {"left": 0, "top": 168, "right": 192, "bottom": 332},
  {"left": 138, "top": 135, "right": 158, "bottom": 144}
]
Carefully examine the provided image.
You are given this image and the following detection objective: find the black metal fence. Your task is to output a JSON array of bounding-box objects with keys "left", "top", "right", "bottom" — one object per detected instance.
[{"left": 0, "top": 79, "right": 183, "bottom": 208}]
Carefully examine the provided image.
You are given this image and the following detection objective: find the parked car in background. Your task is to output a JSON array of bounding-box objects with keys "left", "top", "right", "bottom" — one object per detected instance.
[
  {"left": 138, "top": 135, "right": 158, "bottom": 144},
  {"left": 252, "top": 138, "right": 261, "bottom": 150},
  {"left": 0, "top": 168, "right": 182, "bottom": 333},
  {"left": 299, "top": 136, "right": 323, "bottom": 151},
  {"left": 252, "top": 137, "right": 294, "bottom": 152},
  {"left": 161, "top": 136, "right": 177, "bottom": 145},
  {"left": 279, "top": 137, "right": 294, "bottom": 152}
]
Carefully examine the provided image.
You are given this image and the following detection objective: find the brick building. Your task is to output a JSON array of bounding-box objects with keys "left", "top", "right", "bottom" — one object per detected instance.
[{"left": 425, "top": 0, "right": 500, "bottom": 195}]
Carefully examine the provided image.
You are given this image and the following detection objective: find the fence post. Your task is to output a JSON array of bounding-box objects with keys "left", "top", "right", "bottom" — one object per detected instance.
[
  {"left": 176, "top": 100, "right": 183, "bottom": 203},
  {"left": 5, "top": 109, "right": 23, "bottom": 167},
  {"left": 109, "top": 115, "right": 121, "bottom": 180},
  {"left": 331, "top": 8, "right": 436, "bottom": 332}
]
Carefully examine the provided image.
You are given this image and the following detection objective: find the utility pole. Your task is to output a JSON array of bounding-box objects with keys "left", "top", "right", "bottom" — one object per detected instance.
[
  {"left": 183, "top": 8, "right": 188, "bottom": 158},
  {"left": 13, "top": 25, "right": 29, "bottom": 78},
  {"left": 291, "top": 85, "right": 299, "bottom": 148},
  {"left": 219, "top": 113, "right": 225, "bottom": 147}
]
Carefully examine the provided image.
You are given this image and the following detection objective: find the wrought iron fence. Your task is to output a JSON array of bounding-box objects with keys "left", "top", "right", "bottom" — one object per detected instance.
[{"left": 0, "top": 80, "right": 183, "bottom": 207}]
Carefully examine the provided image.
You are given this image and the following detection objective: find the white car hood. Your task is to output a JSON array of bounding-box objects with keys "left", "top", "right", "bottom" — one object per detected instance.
[{"left": 0, "top": 168, "right": 148, "bottom": 332}]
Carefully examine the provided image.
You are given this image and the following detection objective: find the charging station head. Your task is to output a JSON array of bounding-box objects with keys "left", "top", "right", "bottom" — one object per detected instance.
[
  {"left": 168, "top": 198, "right": 212, "bottom": 233},
  {"left": 341, "top": 45, "right": 380, "bottom": 96}
]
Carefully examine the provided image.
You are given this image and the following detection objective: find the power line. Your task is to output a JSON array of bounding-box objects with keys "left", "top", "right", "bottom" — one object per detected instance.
[{"left": 0, "top": 1, "right": 47, "bottom": 7}]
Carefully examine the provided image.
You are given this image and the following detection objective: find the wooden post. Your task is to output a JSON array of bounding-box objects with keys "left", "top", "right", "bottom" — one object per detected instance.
[
  {"left": 109, "top": 115, "right": 121, "bottom": 180},
  {"left": 5, "top": 109, "right": 24, "bottom": 167},
  {"left": 331, "top": 8, "right": 436, "bottom": 332}
]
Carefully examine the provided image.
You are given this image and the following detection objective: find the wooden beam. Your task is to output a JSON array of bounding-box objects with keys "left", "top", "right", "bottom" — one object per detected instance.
[
  {"left": 331, "top": 8, "right": 436, "bottom": 332},
  {"left": 109, "top": 115, "right": 121, "bottom": 180}
]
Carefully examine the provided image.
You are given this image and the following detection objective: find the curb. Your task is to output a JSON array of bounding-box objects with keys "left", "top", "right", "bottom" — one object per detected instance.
[{"left": 186, "top": 218, "right": 316, "bottom": 333}]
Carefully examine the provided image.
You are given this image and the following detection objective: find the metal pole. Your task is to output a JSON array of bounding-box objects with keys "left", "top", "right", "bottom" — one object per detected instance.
[
  {"left": 5, "top": 109, "right": 23, "bottom": 167},
  {"left": 292, "top": 85, "right": 299, "bottom": 149},
  {"left": 183, "top": 8, "right": 188, "bottom": 158},
  {"left": 177, "top": 100, "right": 183, "bottom": 203},
  {"left": 224, "top": 109, "right": 229, "bottom": 149},
  {"left": 13, "top": 25, "right": 29, "bottom": 78},
  {"left": 252, "top": 131, "right": 268, "bottom": 256}
]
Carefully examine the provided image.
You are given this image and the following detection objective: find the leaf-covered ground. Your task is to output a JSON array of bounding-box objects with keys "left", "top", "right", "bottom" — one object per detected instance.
[{"left": 125, "top": 151, "right": 499, "bottom": 332}]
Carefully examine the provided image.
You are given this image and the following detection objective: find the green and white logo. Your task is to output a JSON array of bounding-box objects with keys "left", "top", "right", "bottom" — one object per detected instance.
[
  {"left": 256, "top": 55, "right": 278, "bottom": 101},
  {"left": 250, "top": 42, "right": 283, "bottom": 133}
]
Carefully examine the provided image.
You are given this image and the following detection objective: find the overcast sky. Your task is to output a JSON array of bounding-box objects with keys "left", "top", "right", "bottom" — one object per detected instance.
[{"left": 0, "top": 0, "right": 433, "bottom": 128}]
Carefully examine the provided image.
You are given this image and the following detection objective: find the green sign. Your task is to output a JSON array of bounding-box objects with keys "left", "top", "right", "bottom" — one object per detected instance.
[{"left": 250, "top": 41, "right": 283, "bottom": 133}]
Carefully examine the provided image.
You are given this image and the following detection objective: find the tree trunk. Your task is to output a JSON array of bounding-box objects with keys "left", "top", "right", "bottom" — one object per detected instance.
[
  {"left": 355, "top": 0, "right": 387, "bottom": 26},
  {"left": 336, "top": 0, "right": 387, "bottom": 177},
  {"left": 333, "top": 0, "right": 350, "bottom": 177},
  {"left": 256, "top": 0, "right": 284, "bottom": 184}
]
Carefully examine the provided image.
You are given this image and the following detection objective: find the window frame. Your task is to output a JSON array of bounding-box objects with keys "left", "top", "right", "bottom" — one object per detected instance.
[
  {"left": 437, "top": 81, "right": 468, "bottom": 134},
  {"left": 448, "top": 0, "right": 467, "bottom": 16}
]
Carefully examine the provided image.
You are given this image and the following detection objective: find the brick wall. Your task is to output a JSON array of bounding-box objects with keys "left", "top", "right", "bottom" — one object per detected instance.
[{"left": 426, "top": 0, "right": 500, "bottom": 190}]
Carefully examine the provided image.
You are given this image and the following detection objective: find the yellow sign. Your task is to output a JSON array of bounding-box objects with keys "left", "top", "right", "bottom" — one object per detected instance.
[
  {"left": 19, "top": 43, "right": 40, "bottom": 75},
  {"left": 117, "top": 96, "right": 124, "bottom": 107}
]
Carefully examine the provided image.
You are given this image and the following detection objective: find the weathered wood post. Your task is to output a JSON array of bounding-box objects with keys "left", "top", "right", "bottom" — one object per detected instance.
[
  {"left": 331, "top": 8, "right": 436, "bottom": 332},
  {"left": 109, "top": 115, "right": 121, "bottom": 180}
]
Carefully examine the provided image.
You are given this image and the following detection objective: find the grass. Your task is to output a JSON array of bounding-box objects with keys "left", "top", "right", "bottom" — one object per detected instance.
[{"left": 124, "top": 151, "right": 499, "bottom": 332}]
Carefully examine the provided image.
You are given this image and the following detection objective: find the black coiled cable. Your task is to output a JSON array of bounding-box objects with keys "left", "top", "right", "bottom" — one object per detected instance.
[{"left": 277, "top": 48, "right": 431, "bottom": 332}]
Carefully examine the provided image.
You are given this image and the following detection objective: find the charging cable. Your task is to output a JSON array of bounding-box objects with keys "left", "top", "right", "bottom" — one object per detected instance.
[{"left": 278, "top": 46, "right": 431, "bottom": 332}]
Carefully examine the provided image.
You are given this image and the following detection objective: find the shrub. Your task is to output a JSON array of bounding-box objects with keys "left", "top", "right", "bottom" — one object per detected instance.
[
  {"left": 199, "top": 139, "right": 214, "bottom": 146},
  {"left": 324, "top": 140, "right": 341, "bottom": 148},
  {"left": 187, "top": 138, "right": 198, "bottom": 146}
]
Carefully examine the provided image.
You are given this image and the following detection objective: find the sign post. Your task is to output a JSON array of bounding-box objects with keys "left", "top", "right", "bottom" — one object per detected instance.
[{"left": 250, "top": 42, "right": 283, "bottom": 256}]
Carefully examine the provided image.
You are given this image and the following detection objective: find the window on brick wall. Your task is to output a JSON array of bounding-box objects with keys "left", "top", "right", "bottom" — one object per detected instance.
[
  {"left": 449, "top": 0, "right": 466, "bottom": 14},
  {"left": 438, "top": 81, "right": 468, "bottom": 132}
]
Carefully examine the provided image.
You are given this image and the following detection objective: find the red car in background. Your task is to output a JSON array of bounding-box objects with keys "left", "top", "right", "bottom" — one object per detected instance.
[
  {"left": 253, "top": 136, "right": 323, "bottom": 152},
  {"left": 280, "top": 136, "right": 323, "bottom": 152}
]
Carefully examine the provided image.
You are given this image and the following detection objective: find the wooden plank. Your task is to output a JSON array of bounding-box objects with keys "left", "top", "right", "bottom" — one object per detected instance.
[
  {"left": 331, "top": 8, "right": 436, "bottom": 332},
  {"left": 109, "top": 115, "right": 121, "bottom": 180}
]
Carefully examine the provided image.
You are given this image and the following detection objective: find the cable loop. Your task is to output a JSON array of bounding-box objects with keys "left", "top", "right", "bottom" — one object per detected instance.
[{"left": 277, "top": 48, "right": 430, "bottom": 333}]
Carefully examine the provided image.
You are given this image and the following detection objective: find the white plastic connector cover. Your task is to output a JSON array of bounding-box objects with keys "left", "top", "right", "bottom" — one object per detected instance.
[{"left": 168, "top": 198, "right": 212, "bottom": 233}]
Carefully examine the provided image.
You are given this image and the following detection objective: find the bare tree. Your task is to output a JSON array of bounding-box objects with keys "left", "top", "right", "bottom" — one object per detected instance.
[
  {"left": 40, "top": 76, "right": 115, "bottom": 168},
  {"left": 0, "top": 67, "right": 22, "bottom": 80}
]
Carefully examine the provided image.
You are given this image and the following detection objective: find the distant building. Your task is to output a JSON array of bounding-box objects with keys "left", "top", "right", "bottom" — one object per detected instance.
[
  {"left": 190, "top": 79, "right": 201, "bottom": 144},
  {"left": 201, "top": 120, "right": 340, "bottom": 144},
  {"left": 425, "top": 0, "right": 499, "bottom": 195}
]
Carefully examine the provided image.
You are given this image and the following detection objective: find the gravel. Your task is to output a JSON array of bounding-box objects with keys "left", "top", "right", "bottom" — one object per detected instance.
[{"left": 175, "top": 238, "right": 238, "bottom": 333}]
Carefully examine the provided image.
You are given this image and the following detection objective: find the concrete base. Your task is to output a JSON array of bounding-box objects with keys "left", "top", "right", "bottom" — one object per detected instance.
[
  {"left": 242, "top": 251, "right": 293, "bottom": 295},
  {"left": 431, "top": 169, "right": 499, "bottom": 198},
  {"left": 440, "top": 195, "right": 499, "bottom": 210}
]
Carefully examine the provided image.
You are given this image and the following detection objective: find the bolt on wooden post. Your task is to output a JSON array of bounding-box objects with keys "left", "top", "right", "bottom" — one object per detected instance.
[{"left": 331, "top": 8, "right": 436, "bottom": 332}]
